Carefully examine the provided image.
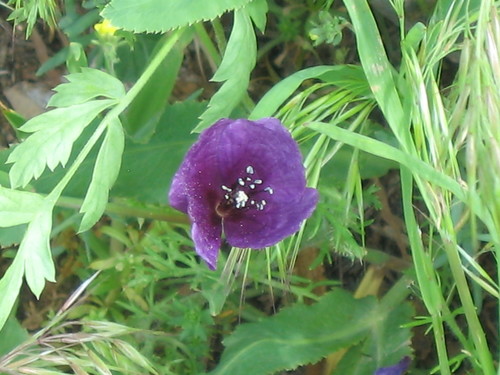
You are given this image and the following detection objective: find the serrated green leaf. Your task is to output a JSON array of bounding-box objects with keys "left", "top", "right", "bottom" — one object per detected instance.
[
  {"left": 0, "top": 255, "right": 24, "bottom": 332},
  {"left": 0, "top": 186, "right": 45, "bottom": 226},
  {"left": 209, "top": 290, "right": 375, "bottom": 375},
  {"left": 27, "top": 100, "right": 203, "bottom": 204},
  {"left": 7, "top": 99, "right": 116, "bottom": 189},
  {"left": 79, "top": 118, "right": 125, "bottom": 232},
  {"left": 195, "top": 8, "right": 256, "bottom": 132},
  {"left": 48, "top": 68, "right": 125, "bottom": 107},
  {"left": 22, "top": 207, "right": 55, "bottom": 298},
  {"left": 101, "top": 0, "right": 253, "bottom": 33}
]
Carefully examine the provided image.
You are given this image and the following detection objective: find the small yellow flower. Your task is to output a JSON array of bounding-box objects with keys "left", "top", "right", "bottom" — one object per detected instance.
[{"left": 95, "top": 19, "right": 118, "bottom": 36}]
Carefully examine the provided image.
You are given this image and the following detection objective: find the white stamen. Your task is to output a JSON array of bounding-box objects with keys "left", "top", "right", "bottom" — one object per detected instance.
[
  {"left": 264, "top": 187, "right": 274, "bottom": 195},
  {"left": 249, "top": 184, "right": 255, "bottom": 189},
  {"left": 234, "top": 190, "right": 248, "bottom": 209},
  {"left": 261, "top": 200, "right": 266, "bottom": 206},
  {"left": 246, "top": 177, "right": 252, "bottom": 181},
  {"left": 250, "top": 200, "right": 255, "bottom": 205},
  {"left": 238, "top": 178, "right": 245, "bottom": 186},
  {"left": 246, "top": 166, "right": 254, "bottom": 174},
  {"left": 221, "top": 185, "right": 232, "bottom": 192},
  {"left": 254, "top": 179, "right": 263, "bottom": 184}
]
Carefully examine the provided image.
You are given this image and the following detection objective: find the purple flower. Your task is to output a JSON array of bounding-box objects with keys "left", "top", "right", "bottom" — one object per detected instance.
[
  {"left": 375, "top": 357, "right": 411, "bottom": 375},
  {"left": 169, "top": 118, "right": 318, "bottom": 269}
]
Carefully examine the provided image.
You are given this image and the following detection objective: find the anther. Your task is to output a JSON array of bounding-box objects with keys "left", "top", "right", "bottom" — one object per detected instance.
[
  {"left": 238, "top": 178, "right": 245, "bottom": 186},
  {"left": 254, "top": 179, "right": 263, "bottom": 184},
  {"left": 264, "top": 187, "right": 274, "bottom": 195},
  {"left": 246, "top": 166, "right": 254, "bottom": 174}
]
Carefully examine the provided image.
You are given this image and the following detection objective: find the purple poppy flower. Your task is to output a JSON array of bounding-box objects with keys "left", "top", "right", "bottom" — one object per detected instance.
[
  {"left": 375, "top": 357, "right": 411, "bottom": 375},
  {"left": 169, "top": 118, "right": 318, "bottom": 269}
]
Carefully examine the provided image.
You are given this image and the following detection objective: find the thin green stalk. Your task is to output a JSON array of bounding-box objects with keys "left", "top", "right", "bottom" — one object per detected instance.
[
  {"left": 401, "top": 167, "right": 451, "bottom": 375},
  {"left": 56, "top": 196, "right": 189, "bottom": 224},
  {"left": 439, "top": 216, "right": 495, "bottom": 375}
]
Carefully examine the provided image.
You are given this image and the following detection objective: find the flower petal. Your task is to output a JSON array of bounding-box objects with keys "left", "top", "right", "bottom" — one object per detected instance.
[
  {"left": 191, "top": 215, "right": 222, "bottom": 270},
  {"left": 375, "top": 357, "right": 411, "bottom": 375},
  {"left": 224, "top": 187, "right": 318, "bottom": 248},
  {"left": 169, "top": 120, "right": 230, "bottom": 268}
]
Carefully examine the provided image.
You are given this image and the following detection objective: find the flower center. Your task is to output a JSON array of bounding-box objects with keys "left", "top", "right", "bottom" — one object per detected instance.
[{"left": 216, "top": 165, "right": 274, "bottom": 217}]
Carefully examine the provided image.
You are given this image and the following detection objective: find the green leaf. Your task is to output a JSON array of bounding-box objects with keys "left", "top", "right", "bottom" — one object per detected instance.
[
  {"left": 195, "top": 8, "right": 256, "bottom": 132},
  {"left": 307, "top": 122, "right": 466, "bottom": 201},
  {"left": 26, "top": 100, "right": 204, "bottom": 204},
  {"left": 334, "top": 302, "right": 413, "bottom": 374},
  {"left": 210, "top": 290, "right": 374, "bottom": 375},
  {"left": 0, "top": 186, "right": 45, "bottom": 227},
  {"left": 0, "top": 315, "right": 29, "bottom": 356},
  {"left": 250, "top": 65, "right": 368, "bottom": 120},
  {"left": 122, "top": 32, "right": 193, "bottom": 142},
  {"left": 66, "top": 42, "right": 89, "bottom": 74},
  {"left": 0, "top": 225, "right": 26, "bottom": 247},
  {"left": 247, "top": 0, "right": 268, "bottom": 32},
  {"left": 0, "top": 107, "right": 28, "bottom": 140},
  {"left": 343, "top": 0, "right": 411, "bottom": 149},
  {"left": 101, "top": 0, "right": 253, "bottom": 33},
  {"left": 48, "top": 68, "right": 125, "bottom": 107},
  {"left": 0, "top": 255, "right": 24, "bottom": 332},
  {"left": 80, "top": 118, "right": 125, "bottom": 232},
  {"left": 21, "top": 207, "right": 55, "bottom": 298},
  {"left": 7, "top": 99, "right": 116, "bottom": 188}
]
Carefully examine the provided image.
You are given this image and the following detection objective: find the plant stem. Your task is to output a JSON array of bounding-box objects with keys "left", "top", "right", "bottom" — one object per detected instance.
[{"left": 56, "top": 196, "right": 189, "bottom": 224}]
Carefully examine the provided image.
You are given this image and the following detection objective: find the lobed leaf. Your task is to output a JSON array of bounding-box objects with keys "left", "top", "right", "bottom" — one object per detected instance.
[
  {"left": 0, "top": 255, "right": 24, "bottom": 332},
  {"left": 48, "top": 68, "right": 125, "bottom": 108},
  {"left": 21, "top": 207, "right": 55, "bottom": 298},
  {"left": 195, "top": 8, "right": 257, "bottom": 132},
  {"left": 28, "top": 98, "right": 203, "bottom": 204},
  {"left": 7, "top": 99, "right": 116, "bottom": 188},
  {"left": 79, "top": 118, "right": 125, "bottom": 232},
  {"left": 0, "top": 186, "right": 45, "bottom": 227},
  {"left": 101, "top": 0, "right": 253, "bottom": 33}
]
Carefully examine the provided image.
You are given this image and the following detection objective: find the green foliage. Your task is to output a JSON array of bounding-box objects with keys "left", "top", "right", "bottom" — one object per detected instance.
[
  {"left": 101, "top": 0, "right": 254, "bottom": 33},
  {"left": 7, "top": 100, "right": 116, "bottom": 189},
  {"left": 7, "top": 0, "right": 59, "bottom": 37},
  {"left": 195, "top": 5, "right": 261, "bottom": 131},
  {"left": 0, "top": 319, "right": 158, "bottom": 375},
  {"left": 49, "top": 68, "right": 126, "bottom": 107},
  {"left": 209, "top": 289, "right": 413, "bottom": 375},
  {"left": 79, "top": 117, "right": 124, "bottom": 232},
  {"left": 1, "top": 0, "right": 499, "bottom": 374},
  {"left": 121, "top": 33, "right": 191, "bottom": 143}
]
